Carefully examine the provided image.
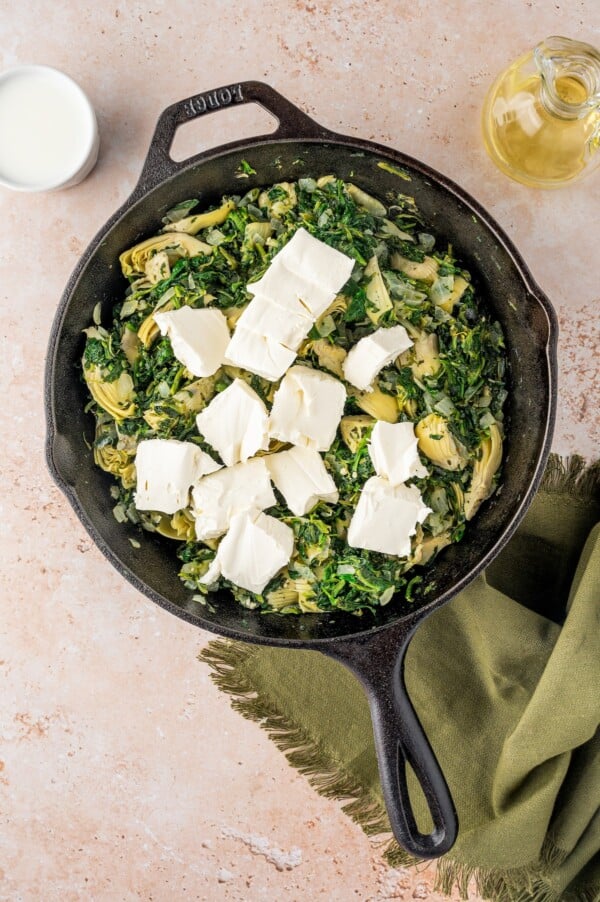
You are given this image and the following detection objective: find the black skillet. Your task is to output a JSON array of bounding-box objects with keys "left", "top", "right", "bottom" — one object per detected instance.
[{"left": 45, "top": 81, "right": 558, "bottom": 859}]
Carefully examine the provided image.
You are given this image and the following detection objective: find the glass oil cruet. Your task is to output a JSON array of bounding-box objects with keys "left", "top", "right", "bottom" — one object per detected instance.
[{"left": 482, "top": 36, "right": 600, "bottom": 187}]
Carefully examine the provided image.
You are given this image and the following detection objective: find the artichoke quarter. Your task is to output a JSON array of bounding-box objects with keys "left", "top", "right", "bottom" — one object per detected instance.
[
  {"left": 440, "top": 275, "right": 469, "bottom": 314},
  {"left": 415, "top": 413, "right": 468, "bottom": 471},
  {"left": 84, "top": 367, "right": 136, "bottom": 420},
  {"left": 136, "top": 313, "right": 160, "bottom": 349},
  {"left": 162, "top": 200, "right": 235, "bottom": 235},
  {"left": 464, "top": 424, "right": 503, "bottom": 520},
  {"left": 93, "top": 445, "right": 136, "bottom": 488},
  {"left": 364, "top": 254, "right": 393, "bottom": 324},
  {"left": 355, "top": 386, "right": 398, "bottom": 423},
  {"left": 307, "top": 338, "right": 347, "bottom": 379},
  {"left": 390, "top": 253, "right": 439, "bottom": 284},
  {"left": 258, "top": 182, "right": 297, "bottom": 217},
  {"left": 411, "top": 332, "right": 441, "bottom": 379},
  {"left": 419, "top": 531, "right": 453, "bottom": 564},
  {"left": 119, "top": 233, "right": 212, "bottom": 278},
  {"left": 120, "top": 327, "right": 141, "bottom": 365},
  {"left": 345, "top": 183, "right": 387, "bottom": 218},
  {"left": 340, "top": 415, "right": 375, "bottom": 454}
]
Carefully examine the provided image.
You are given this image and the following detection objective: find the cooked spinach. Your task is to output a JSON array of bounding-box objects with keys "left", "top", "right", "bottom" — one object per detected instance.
[{"left": 82, "top": 175, "right": 508, "bottom": 615}]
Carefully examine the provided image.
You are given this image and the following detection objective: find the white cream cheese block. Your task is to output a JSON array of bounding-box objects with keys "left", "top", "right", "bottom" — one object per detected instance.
[
  {"left": 224, "top": 229, "right": 355, "bottom": 380},
  {"left": 247, "top": 227, "right": 355, "bottom": 318},
  {"left": 269, "top": 365, "right": 347, "bottom": 452},
  {"left": 200, "top": 509, "right": 294, "bottom": 594},
  {"left": 153, "top": 306, "right": 230, "bottom": 377},
  {"left": 235, "top": 292, "right": 313, "bottom": 351},
  {"left": 266, "top": 445, "right": 339, "bottom": 516},
  {"left": 191, "top": 457, "right": 276, "bottom": 541},
  {"left": 134, "top": 439, "right": 221, "bottom": 515},
  {"left": 223, "top": 324, "right": 297, "bottom": 381},
  {"left": 347, "top": 476, "right": 432, "bottom": 558},
  {"left": 368, "top": 421, "right": 428, "bottom": 485},
  {"left": 343, "top": 324, "right": 413, "bottom": 392},
  {"left": 196, "top": 378, "right": 270, "bottom": 466}
]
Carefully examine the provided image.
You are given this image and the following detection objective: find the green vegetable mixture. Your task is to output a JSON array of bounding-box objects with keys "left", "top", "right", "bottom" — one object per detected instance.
[{"left": 82, "top": 173, "right": 508, "bottom": 614}]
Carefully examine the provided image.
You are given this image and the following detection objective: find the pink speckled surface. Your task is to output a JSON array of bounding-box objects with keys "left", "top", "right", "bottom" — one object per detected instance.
[{"left": 1, "top": 2, "right": 599, "bottom": 900}]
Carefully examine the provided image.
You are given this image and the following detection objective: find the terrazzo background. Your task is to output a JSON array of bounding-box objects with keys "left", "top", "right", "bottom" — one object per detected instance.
[{"left": 1, "top": 1, "right": 599, "bottom": 899}]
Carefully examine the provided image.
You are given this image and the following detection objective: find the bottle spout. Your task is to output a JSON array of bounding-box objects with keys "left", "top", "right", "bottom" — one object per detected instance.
[{"left": 535, "top": 35, "right": 600, "bottom": 118}]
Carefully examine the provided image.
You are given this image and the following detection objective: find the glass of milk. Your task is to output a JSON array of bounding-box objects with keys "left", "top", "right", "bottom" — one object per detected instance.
[{"left": 0, "top": 65, "right": 99, "bottom": 192}]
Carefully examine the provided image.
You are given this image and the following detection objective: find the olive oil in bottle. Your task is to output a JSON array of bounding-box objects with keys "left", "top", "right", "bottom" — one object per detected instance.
[{"left": 482, "top": 36, "right": 600, "bottom": 188}]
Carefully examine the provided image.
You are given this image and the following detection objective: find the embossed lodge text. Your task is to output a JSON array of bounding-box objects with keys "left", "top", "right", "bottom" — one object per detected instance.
[{"left": 185, "top": 84, "right": 244, "bottom": 116}]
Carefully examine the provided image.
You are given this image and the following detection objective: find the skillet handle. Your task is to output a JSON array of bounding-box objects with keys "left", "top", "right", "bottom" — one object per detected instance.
[
  {"left": 323, "top": 619, "right": 458, "bottom": 859},
  {"left": 132, "top": 80, "right": 333, "bottom": 199}
]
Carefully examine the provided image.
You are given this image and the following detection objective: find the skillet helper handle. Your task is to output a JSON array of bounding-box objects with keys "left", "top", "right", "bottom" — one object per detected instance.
[
  {"left": 324, "top": 622, "right": 458, "bottom": 859},
  {"left": 133, "top": 80, "right": 333, "bottom": 198}
]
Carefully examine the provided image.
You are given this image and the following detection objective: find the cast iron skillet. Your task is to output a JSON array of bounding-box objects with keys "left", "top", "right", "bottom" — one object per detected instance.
[{"left": 45, "top": 81, "right": 557, "bottom": 859}]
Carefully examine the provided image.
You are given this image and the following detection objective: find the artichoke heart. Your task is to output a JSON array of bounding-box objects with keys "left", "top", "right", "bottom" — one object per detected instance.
[
  {"left": 143, "top": 408, "right": 169, "bottom": 431},
  {"left": 415, "top": 413, "right": 468, "bottom": 471},
  {"left": 420, "top": 532, "right": 452, "bottom": 565},
  {"left": 94, "top": 445, "right": 136, "bottom": 488},
  {"left": 243, "top": 221, "right": 272, "bottom": 247},
  {"left": 266, "top": 584, "right": 299, "bottom": 611},
  {"left": 464, "top": 424, "right": 503, "bottom": 520},
  {"left": 258, "top": 182, "right": 297, "bottom": 217},
  {"left": 150, "top": 510, "right": 196, "bottom": 541},
  {"left": 137, "top": 312, "right": 160, "bottom": 349},
  {"left": 308, "top": 339, "right": 347, "bottom": 378},
  {"left": 379, "top": 218, "right": 415, "bottom": 241},
  {"left": 439, "top": 275, "right": 470, "bottom": 314},
  {"left": 364, "top": 255, "right": 393, "bottom": 324},
  {"left": 120, "top": 233, "right": 212, "bottom": 278},
  {"left": 223, "top": 305, "right": 246, "bottom": 330},
  {"left": 298, "top": 594, "right": 321, "bottom": 614},
  {"left": 345, "top": 183, "right": 386, "bottom": 217},
  {"left": 120, "top": 327, "right": 141, "bottom": 365},
  {"left": 340, "top": 415, "right": 375, "bottom": 453},
  {"left": 355, "top": 386, "right": 398, "bottom": 423},
  {"left": 391, "top": 253, "right": 439, "bottom": 284},
  {"left": 162, "top": 200, "right": 235, "bottom": 235},
  {"left": 405, "top": 525, "right": 426, "bottom": 569},
  {"left": 172, "top": 376, "right": 218, "bottom": 412},
  {"left": 267, "top": 577, "right": 319, "bottom": 613},
  {"left": 145, "top": 250, "right": 171, "bottom": 285},
  {"left": 452, "top": 481, "right": 465, "bottom": 511},
  {"left": 320, "top": 293, "right": 348, "bottom": 318},
  {"left": 85, "top": 368, "right": 136, "bottom": 420},
  {"left": 411, "top": 332, "right": 441, "bottom": 379},
  {"left": 397, "top": 392, "right": 418, "bottom": 419}
]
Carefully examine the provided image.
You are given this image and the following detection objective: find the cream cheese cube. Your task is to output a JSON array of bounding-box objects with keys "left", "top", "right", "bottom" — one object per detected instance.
[
  {"left": 191, "top": 458, "right": 276, "bottom": 540},
  {"left": 248, "top": 265, "right": 334, "bottom": 319},
  {"left": 235, "top": 292, "right": 313, "bottom": 351},
  {"left": 134, "top": 439, "right": 221, "bottom": 515},
  {"left": 266, "top": 446, "right": 339, "bottom": 516},
  {"left": 153, "top": 306, "right": 230, "bottom": 377},
  {"left": 347, "top": 476, "right": 432, "bottom": 558},
  {"left": 196, "top": 378, "right": 270, "bottom": 466},
  {"left": 368, "top": 421, "right": 429, "bottom": 485},
  {"left": 247, "top": 227, "right": 355, "bottom": 318},
  {"left": 200, "top": 509, "right": 294, "bottom": 595},
  {"left": 269, "top": 365, "right": 347, "bottom": 452},
  {"left": 223, "top": 324, "right": 296, "bottom": 381},
  {"left": 224, "top": 229, "right": 354, "bottom": 381},
  {"left": 279, "top": 227, "right": 355, "bottom": 295},
  {"left": 343, "top": 325, "right": 413, "bottom": 392}
]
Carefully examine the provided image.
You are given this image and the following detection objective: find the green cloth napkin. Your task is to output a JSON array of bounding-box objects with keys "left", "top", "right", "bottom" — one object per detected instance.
[{"left": 200, "top": 457, "right": 600, "bottom": 901}]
